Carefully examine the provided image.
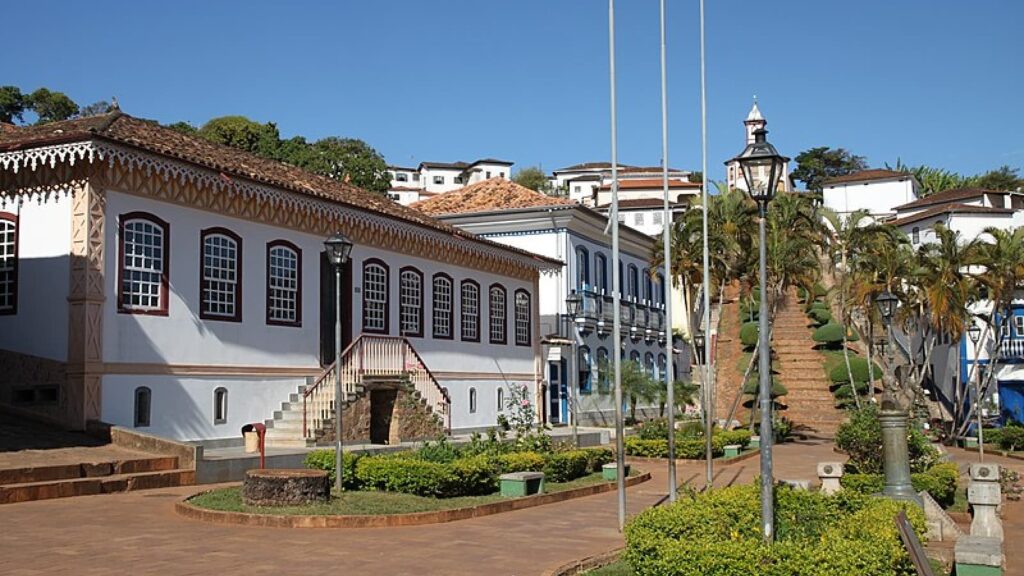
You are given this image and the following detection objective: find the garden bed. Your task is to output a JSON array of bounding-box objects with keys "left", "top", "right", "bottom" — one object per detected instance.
[{"left": 177, "top": 468, "right": 650, "bottom": 528}]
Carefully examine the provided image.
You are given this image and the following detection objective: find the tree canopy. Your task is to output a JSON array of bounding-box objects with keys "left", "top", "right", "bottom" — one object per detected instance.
[
  {"left": 791, "top": 146, "right": 867, "bottom": 192},
  {"left": 512, "top": 166, "right": 552, "bottom": 194},
  {"left": 0, "top": 86, "right": 26, "bottom": 123},
  {"left": 26, "top": 88, "right": 80, "bottom": 124}
]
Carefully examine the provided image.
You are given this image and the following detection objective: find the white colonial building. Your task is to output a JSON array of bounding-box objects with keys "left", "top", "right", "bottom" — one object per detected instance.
[
  {"left": 725, "top": 100, "right": 790, "bottom": 194},
  {"left": 0, "top": 113, "right": 556, "bottom": 447},
  {"left": 549, "top": 163, "right": 693, "bottom": 206},
  {"left": 822, "top": 169, "right": 920, "bottom": 219},
  {"left": 413, "top": 179, "right": 683, "bottom": 426},
  {"left": 387, "top": 159, "right": 514, "bottom": 205}
]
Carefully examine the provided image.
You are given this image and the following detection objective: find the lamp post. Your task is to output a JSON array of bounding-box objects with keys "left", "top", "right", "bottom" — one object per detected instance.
[
  {"left": 565, "top": 292, "right": 583, "bottom": 447},
  {"left": 693, "top": 330, "right": 712, "bottom": 488},
  {"left": 875, "top": 290, "right": 921, "bottom": 505},
  {"left": 324, "top": 232, "right": 353, "bottom": 494},
  {"left": 727, "top": 126, "right": 788, "bottom": 543},
  {"left": 968, "top": 322, "right": 984, "bottom": 461}
]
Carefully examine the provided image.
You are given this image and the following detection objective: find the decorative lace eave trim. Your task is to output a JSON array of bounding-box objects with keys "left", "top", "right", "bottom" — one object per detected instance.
[{"left": 0, "top": 140, "right": 550, "bottom": 273}]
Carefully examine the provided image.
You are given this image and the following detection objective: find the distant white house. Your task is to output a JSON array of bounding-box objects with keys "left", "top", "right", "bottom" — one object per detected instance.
[
  {"left": 387, "top": 159, "right": 514, "bottom": 205},
  {"left": 822, "top": 169, "right": 920, "bottom": 218},
  {"left": 892, "top": 188, "right": 1024, "bottom": 247},
  {"left": 550, "top": 163, "right": 692, "bottom": 205}
]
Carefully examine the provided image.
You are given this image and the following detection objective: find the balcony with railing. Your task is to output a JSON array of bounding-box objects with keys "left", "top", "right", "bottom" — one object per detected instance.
[{"left": 1000, "top": 339, "right": 1024, "bottom": 359}]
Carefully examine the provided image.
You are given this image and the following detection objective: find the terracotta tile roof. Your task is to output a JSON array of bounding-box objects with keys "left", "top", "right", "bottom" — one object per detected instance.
[
  {"left": 893, "top": 188, "right": 1006, "bottom": 211},
  {"left": 598, "top": 178, "right": 700, "bottom": 191},
  {"left": 388, "top": 186, "right": 424, "bottom": 192},
  {"left": 596, "top": 198, "right": 689, "bottom": 209},
  {"left": 823, "top": 169, "right": 913, "bottom": 186},
  {"left": 891, "top": 203, "right": 1014, "bottom": 227},
  {"left": 411, "top": 178, "right": 575, "bottom": 215},
  {"left": 0, "top": 112, "right": 558, "bottom": 268}
]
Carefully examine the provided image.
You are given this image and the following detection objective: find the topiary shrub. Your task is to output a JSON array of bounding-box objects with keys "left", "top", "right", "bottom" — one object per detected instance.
[
  {"left": 716, "top": 429, "right": 752, "bottom": 449},
  {"left": 496, "top": 451, "right": 545, "bottom": 474},
  {"left": 740, "top": 322, "right": 759, "bottom": 348},
  {"left": 813, "top": 282, "right": 828, "bottom": 298},
  {"left": 998, "top": 424, "right": 1024, "bottom": 451},
  {"left": 742, "top": 376, "right": 787, "bottom": 398},
  {"left": 304, "top": 449, "right": 361, "bottom": 490},
  {"left": 835, "top": 405, "right": 938, "bottom": 474},
  {"left": 543, "top": 450, "right": 590, "bottom": 482},
  {"left": 812, "top": 323, "right": 859, "bottom": 348},
  {"left": 810, "top": 301, "right": 829, "bottom": 311},
  {"left": 448, "top": 455, "right": 499, "bottom": 495},
  {"left": 828, "top": 357, "right": 882, "bottom": 384},
  {"left": 624, "top": 483, "right": 926, "bottom": 576},
  {"left": 809, "top": 308, "right": 833, "bottom": 326}
]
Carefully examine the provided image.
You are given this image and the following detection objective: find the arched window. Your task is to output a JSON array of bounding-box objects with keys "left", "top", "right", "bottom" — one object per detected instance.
[
  {"left": 489, "top": 284, "right": 507, "bottom": 344},
  {"left": 645, "top": 352, "right": 656, "bottom": 377},
  {"left": 595, "top": 253, "right": 608, "bottom": 294},
  {"left": 579, "top": 346, "right": 592, "bottom": 394},
  {"left": 200, "top": 228, "right": 242, "bottom": 321},
  {"left": 433, "top": 273, "right": 454, "bottom": 339},
  {"left": 399, "top": 266, "right": 424, "bottom": 337},
  {"left": 213, "top": 387, "right": 228, "bottom": 424},
  {"left": 644, "top": 269, "right": 652, "bottom": 303},
  {"left": 575, "top": 246, "right": 590, "bottom": 290},
  {"left": 596, "top": 347, "right": 610, "bottom": 393},
  {"left": 0, "top": 212, "right": 17, "bottom": 315},
  {"left": 497, "top": 387, "right": 504, "bottom": 412},
  {"left": 658, "top": 354, "right": 668, "bottom": 383},
  {"left": 267, "top": 240, "right": 302, "bottom": 326},
  {"left": 628, "top": 265, "right": 639, "bottom": 301},
  {"left": 469, "top": 387, "right": 478, "bottom": 414},
  {"left": 514, "top": 289, "right": 531, "bottom": 346},
  {"left": 134, "top": 386, "right": 151, "bottom": 428},
  {"left": 656, "top": 273, "right": 665, "bottom": 306},
  {"left": 362, "top": 259, "right": 389, "bottom": 333},
  {"left": 461, "top": 280, "right": 480, "bottom": 342},
  {"left": 630, "top": 350, "right": 641, "bottom": 365},
  {"left": 118, "top": 212, "right": 170, "bottom": 315}
]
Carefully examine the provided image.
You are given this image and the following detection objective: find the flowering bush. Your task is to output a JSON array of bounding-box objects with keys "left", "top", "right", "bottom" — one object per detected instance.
[{"left": 502, "top": 383, "right": 537, "bottom": 439}]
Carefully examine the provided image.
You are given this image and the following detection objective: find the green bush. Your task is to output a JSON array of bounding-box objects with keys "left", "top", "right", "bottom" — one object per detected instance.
[
  {"left": 416, "top": 436, "right": 462, "bottom": 463},
  {"left": 809, "top": 308, "right": 833, "bottom": 326},
  {"left": 448, "top": 455, "right": 499, "bottom": 496},
  {"left": 581, "top": 447, "right": 614, "bottom": 472},
  {"left": 304, "top": 449, "right": 361, "bottom": 489},
  {"left": 983, "top": 427, "right": 1003, "bottom": 446},
  {"left": 813, "top": 282, "right": 828, "bottom": 298},
  {"left": 543, "top": 450, "right": 590, "bottom": 482},
  {"left": 624, "top": 483, "right": 925, "bottom": 576},
  {"left": 828, "top": 357, "right": 882, "bottom": 384},
  {"left": 740, "top": 322, "right": 759, "bottom": 348},
  {"left": 496, "top": 451, "right": 545, "bottom": 474},
  {"left": 355, "top": 457, "right": 455, "bottom": 497},
  {"left": 742, "top": 376, "right": 787, "bottom": 398},
  {"left": 637, "top": 418, "right": 672, "bottom": 440},
  {"left": 835, "top": 405, "right": 939, "bottom": 474},
  {"left": 810, "top": 301, "right": 829, "bottom": 311},
  {"left": 998, "top": 424, "right": 1024, "bottom": 451},
  {"left": 717, "top": 429, "right": 752, "bottom": 449},
  {"left": 624, "top": 436, "right": 726, "bottom": 459},
  {"left": 843, "top": 462, "right": 959, "bottom": 508},
  {"left": 812, "top": 322, "right": 859, "bottom": 347}
]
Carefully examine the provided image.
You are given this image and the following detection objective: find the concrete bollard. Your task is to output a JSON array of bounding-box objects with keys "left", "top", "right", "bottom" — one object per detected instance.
[
  {"left": 955, "top": 535, "right": 1003, "bottom": 576},
  {"left": 969, "top": 463, "right": 1003, "bottom": 541},
  {"left": 749, "top": 435, "right": 760, "bottom": 449},
  {"left": 817, "top": 462, "right": 844, "bottom": 495}
]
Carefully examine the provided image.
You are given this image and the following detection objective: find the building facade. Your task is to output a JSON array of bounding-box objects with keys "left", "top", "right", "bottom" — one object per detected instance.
[
  {"left": 725, "top": 100, "right": 790, "bottom": 194},
  {"left": 822, "top": 169, "right": 920, "bottom": 218},
  {"left": 387, "top": 159, "right": 514, "bottom": 205}
]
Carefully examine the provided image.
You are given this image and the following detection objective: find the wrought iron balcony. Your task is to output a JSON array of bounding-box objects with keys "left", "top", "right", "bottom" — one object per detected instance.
[{"left": 1000, "top": 339, "right": 1024, "bottom": 359}]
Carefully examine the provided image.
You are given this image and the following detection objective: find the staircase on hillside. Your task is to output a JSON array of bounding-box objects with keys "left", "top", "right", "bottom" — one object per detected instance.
[
  {"left": 773, "top": 289, "right": 847, "bottom": 438},
  {"left": 263, "top": 335, "right": 451, "bottom": 448}
]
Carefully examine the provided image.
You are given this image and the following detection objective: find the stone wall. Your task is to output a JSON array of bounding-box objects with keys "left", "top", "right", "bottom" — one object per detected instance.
[
  {"left": 0, "top": 350, "right": 68, "bottom": 426},
  {"left": 317, "top": 384, "right": 444, "bottom": 445}
]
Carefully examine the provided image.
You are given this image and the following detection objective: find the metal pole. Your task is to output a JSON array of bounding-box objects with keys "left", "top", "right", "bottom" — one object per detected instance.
[
  {"left": 334, "top": 266, "right": 344, "bottom": 493},
  {"left": 757, "top": 204, "right": 774, "bottom": 543},
  {"left": 570, "top": 318, "right": 579, "bottom": 447},
  {"left": 698, "top": 0, "right": 714, "bottom": 494},
  {"left": 658, "top": 0, "right": 676, "bottom": 502},
  {"left": 973, "top": 340, "right": 985, "bottom": 461},
  {"left": 609, "top": 0, "right": 626, "bottom": 532}
]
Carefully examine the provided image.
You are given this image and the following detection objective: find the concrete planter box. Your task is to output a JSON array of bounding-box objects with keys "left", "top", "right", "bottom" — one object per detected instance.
[
  {"left": 724, "top": 444, "right": 742, "bottom": 458},
  {"left": 602, "top": 462, "right": 630, "bottom": 481},
  {"left": 964, "top": 437, "right": 980, "bottom": 449},
  {"left": 499, "top": 471, "right": 545, "bottom": 497},
  {"left": 749, "top": 436, "right": 761, "bottom": 449}
]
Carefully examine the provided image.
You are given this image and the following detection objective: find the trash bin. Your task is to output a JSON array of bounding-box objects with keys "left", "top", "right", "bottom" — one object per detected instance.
[{"left": 244, "top": 431, "right": 259, "bottom": 453}]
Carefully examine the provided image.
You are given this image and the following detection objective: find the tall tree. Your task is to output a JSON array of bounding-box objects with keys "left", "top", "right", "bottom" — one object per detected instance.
[
  {"left": 78, "top": 100, "right": 113, "bottom": 117},
  {"left": 165, "top": 121, "right": 199, "bottom": 135},
  {"left": 512, "top": 166, "right": 552, "bottom": 193},
  {"left": 27, "top": 88, "right": 79, "bottom": 124},
  {"left": 0, "top": 86, "right": 26, "bottom": 123},
  {"left": 974, "top": 165, "right": 1022, "bottom": 191},
  {"left": 791, "top": 147, "right": 867, "bottom": 192},
  {"left": 198, "top": 116, "right": 281, "bottom": 158},
  {"left": 295, "top": 137, "right": 390, "bottom": 194}
]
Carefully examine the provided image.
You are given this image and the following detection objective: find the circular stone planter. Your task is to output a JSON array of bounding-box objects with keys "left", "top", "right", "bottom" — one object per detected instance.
[
  {"left": 242, "top": 468, "right": 330, "bottom": 506},
  {"left": 178, "top": 470, "right": 652, "bottom": 529}
]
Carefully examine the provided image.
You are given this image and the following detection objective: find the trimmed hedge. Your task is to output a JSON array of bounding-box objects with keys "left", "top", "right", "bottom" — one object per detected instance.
[
  {"left": 624, "top": 435, "right": 727, "bottom": 459},
  {"left": 810, "top": 301, "right": 829, "bottom": 311},
  {"left": 496, "top": 451, "right": 546, "bottom": 474},
  {"left": 809, "top": 308, "right": 833, "bottom": 326},
  {"left": 624, "top": 484, "right": 926, "bottom": 576},
  {"left": 303, "top": 450, "right": 361, "bottom": 489},
  {"left": 742, "top": 376, "right": 787, "bottom": 398},
  {"left": 543, "top": 450, "right": 590, "bottom": 482},
  {"left": 842, "top": 462, "right": 959, "bottom": 507},
  {"left": 355, "top": 457, "right": 462, "bottom": 497},
  {"left": 828, "top": 357, "right": 882, "bottom": 384},
  {"left": 812, "top": 322, "right": 859, "bottom": 347},
  {"left": 998, "top": 425, "right": 1024, "bottom": 451},
  {"left": 740, "top": 322, "right": 759, "bottom": 348}
]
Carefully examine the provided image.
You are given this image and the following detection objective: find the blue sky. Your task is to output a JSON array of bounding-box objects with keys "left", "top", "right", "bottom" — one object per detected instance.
[{"left": 4, "top": 1, "right": 1022, "bottom": 182}]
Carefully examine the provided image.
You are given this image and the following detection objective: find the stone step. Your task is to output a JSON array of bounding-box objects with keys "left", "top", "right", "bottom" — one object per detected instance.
[
  {"left": 0, "top": 468, "right": 194, "bottom": 505},
  {"left": 264, "top": 437, "right": 317, "bottom": 448},
  {"left": 272, "top": 409, "right": 305, "bottom": 422},
  {"left": 0, "top": 456, "right": 179, "bottom": 486}
]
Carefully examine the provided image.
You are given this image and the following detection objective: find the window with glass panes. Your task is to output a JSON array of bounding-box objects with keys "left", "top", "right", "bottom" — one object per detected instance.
[
  {"left": 267, "top": 242, "right": 300, "bottom": 325},
  {"left": 489, "top": 284, "right": 506, "bottom": 344},
  {"left": 514, "top": 290, "right": 530, "bottom": 346},
  {"left": 461, "top": 280, "right": 480, "bottom": 341},
  {"left": 363, "top": 261, "right": 389, "bottom": 333},
  {"left": 120, "top": 214, "right": 168, "bottom": 313},
  {"left": 0, "top": 214, "right": 16, "bottom": 313},
  {"left": 201, "top": 230, "right": 241, "bottom": 320},
  {"left": 400, "top": 268, "right": 423, "bottom": 337},
  {"left": 433, "top": 274, "right": 453, "bottom": 338}
]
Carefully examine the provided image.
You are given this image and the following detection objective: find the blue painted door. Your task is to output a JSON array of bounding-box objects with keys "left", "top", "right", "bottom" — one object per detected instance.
[{"left": 999, "top": 381, "right": 1024, "bottom": 425}]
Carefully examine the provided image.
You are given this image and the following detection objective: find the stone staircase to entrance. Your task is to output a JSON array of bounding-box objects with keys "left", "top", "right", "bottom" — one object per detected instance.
[
  {"left": 774, "top": 289, "right": 847, "bottom": 438},
  {"left": 263, "top": 382, "right": 363, "bottom": 448}
]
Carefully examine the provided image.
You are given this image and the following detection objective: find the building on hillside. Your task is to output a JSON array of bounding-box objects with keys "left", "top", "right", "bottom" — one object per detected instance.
[
  {"left": 550, "top": 163, "right": 692, "bottom": 205},
  {"left": 387, "top": 159, "right": 514, "bottom": 205},
  {"left": 892, "top": 188, "right": 1024, "bottom": 247},
  {"left": 412, "top": 178, "right": 687, "bottom": 427},
  {"left": 593, "top": 178, "right": 700, "bottom": 237},
  {"left": 0, "top": 112, "right": 557, "bottom": 447},
  {"left": 725, "top": 100, "right": 790, "bottom": 194},
  {"left": 822, "top": 169, "right": 920, "bottom": 218}
]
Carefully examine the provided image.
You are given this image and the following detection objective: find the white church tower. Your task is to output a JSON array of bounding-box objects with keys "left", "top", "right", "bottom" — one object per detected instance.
[{"left": 726, "top": 98, "right": 790, "bottom": 193}]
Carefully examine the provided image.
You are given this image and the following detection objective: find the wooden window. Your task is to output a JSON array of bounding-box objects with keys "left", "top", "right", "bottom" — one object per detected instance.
[
  {"left": 399, "top": 267, "right": 424, "bottom": 337},
  {"left": 497, "top": 387, "right": 504, "bottom": 412},
  {"left": 579, "top": 346, "right": 592, "bottom": 394},
  {"left": 213, "top": 387, "right": 228, "bottom": 424},
  {"left": 134, "top": 386, "right": 151, "bottom": 427},
  {"left": 118, "top": 212, "right": 170, "bottom": 315},
  {"left": 461, "top": 280, "right": 480, "bottom": 342},
  {"left": 362, "top": 259, "right": 389, "bottom": 334},
  {"left": 200, "top": 228, "right": 242, "bottom": 322},
  {"left": 514, "top": 289, "right": 531, "bottom": 346},
  {"left": 575, "top": 246, "right": 589, "bottom": 290},
  {"left": 595, "top": 253, "right": 608, "bottom": 294},
  {"left": 489, "top": 284, "right": 507, "bottom": 344},
  {"left": 628, "top": 265, "right": 639, "bottom": 301},
  {"left": 433, "top": 273, "right": 454, "bottom": 339},
  {"left": 0, "top": 212, "right": 17, "bottom": 315},
  {"left": 912, "top": 227, "right": 920, "bottom": 244},
  {"left": 596, "top": 347, "right": 610, "bottom": 393},
  {"left": 267, "top": 240, "right": 302, "bottom": 326}
]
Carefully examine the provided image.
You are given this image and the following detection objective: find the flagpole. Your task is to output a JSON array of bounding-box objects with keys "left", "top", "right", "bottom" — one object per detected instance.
[
  {"left": 608, "top": 0, "right": 626, "bottom": 532},
  {"left": 699, "top": 0, "right": 714, "bottom": 490},
  {"left": 659, "top": 0, "right": 676, "bottom": 503}
]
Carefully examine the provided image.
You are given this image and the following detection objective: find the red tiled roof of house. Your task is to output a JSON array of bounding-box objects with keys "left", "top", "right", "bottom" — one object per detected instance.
[
  {"left": 0, "top": 112, "right": 559, "bottom": 267},
  {"left": 598, "top": 178, "right": 700, "bottom": 191},
  {"left": 893, "top": 188, "right": 1007, "bottom": 211},
  {"left": 823, "top": 169, "right": 913, "bottom": 186},
  {"left": 411, "top": 178, "right": 575, "bottom": 215},
  {"left": 891, "top": 203, "right": 1013, "bottom": 227}
]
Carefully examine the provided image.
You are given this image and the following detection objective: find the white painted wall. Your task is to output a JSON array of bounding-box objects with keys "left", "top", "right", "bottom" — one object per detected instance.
[
  {"left": 421, "top": 167, "right": 465, "bottom": 193},
  {"left": 899, "top": 212, "right": 1024, "bottom": 249},
  {"left": 823, "top": 179, "right": 917, "bottom": 217},
  {"left": 0, "top": 193, "right": 72, "bottom": 361}
]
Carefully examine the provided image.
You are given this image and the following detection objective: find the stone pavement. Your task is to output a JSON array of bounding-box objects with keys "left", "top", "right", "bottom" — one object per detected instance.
[{"left": 0, "top": 438, "right": 838, "bottom": 576}]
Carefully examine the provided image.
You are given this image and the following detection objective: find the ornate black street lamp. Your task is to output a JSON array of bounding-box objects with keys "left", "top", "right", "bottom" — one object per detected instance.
[
  {"left": 875, "top": 290, "right": 921, "bottom": 505},
  {"left": 324, "top": 232, "right": 353, "bottom": 494},
  {"left": 565, "top": 293, "right": 583, "bottom": 446},
  {"left": 728, "top": 127, "right": 788, "bottom": 543},
  {"left": 968, "top": 321, "right": 985, "bottom": 461}
]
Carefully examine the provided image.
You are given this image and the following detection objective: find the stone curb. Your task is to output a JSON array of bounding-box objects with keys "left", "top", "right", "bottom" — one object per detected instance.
[
  {"left": 541, "top": 547, "right": 624, "bottom": 576},
  {"left": 175, "top": 470, "right": 651, "bottom": 529}
]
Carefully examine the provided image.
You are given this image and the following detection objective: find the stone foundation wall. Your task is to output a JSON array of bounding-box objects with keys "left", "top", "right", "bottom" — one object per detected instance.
[
  {"left": 318, "top": 385, "right": 444, "bottom": 445},
  {"left": 0, "top": 350, "right": 68, "bottom": 426}
]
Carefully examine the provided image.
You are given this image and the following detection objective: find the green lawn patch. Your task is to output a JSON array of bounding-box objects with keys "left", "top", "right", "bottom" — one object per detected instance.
[{"left": 585, "top": 559, "right": 634, "bottom": 576}]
